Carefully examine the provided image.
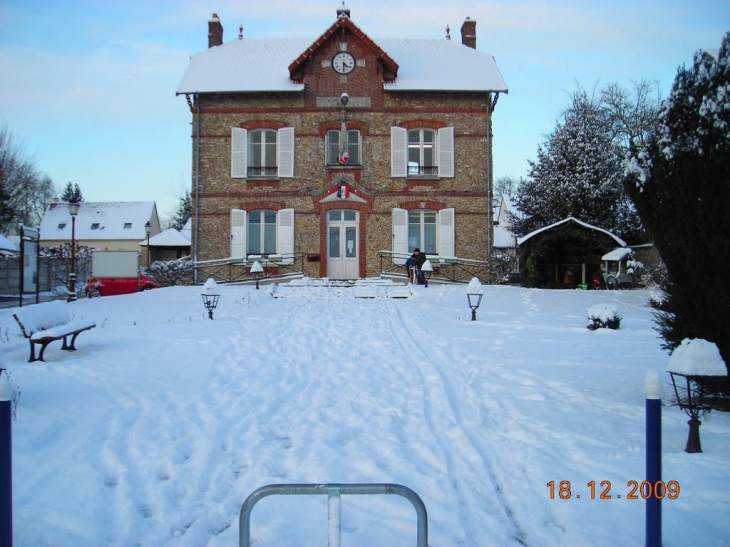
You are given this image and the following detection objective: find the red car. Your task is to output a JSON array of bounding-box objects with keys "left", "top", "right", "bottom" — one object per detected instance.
[{"left": 84, "top": 271, "right": 159, "bottom": 297}]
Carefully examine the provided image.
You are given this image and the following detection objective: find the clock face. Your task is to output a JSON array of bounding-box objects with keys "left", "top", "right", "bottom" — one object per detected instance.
[{"left": 331, "top": 51, "right": 356, "bottom": 75}]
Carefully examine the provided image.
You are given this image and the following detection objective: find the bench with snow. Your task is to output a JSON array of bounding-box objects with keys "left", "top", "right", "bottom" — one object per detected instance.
[{"left": 12, "top": 300, "right": 97, "bottom": 362}]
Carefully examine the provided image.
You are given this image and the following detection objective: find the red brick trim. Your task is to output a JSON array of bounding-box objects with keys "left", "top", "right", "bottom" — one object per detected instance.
[
  {"left": 235, "top": 120, "right": 287, "bottom": 130},
  {"left": 398, "top": 200, "right": 447, "bottom": 211},
  {"left": 235, "top": 201, "right": 288, "bottom": 212},
  {"left": 398, "top": 120, "right": 447, "bottom": 130}
]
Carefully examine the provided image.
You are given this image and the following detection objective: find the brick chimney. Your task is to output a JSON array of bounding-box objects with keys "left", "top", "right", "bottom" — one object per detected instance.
[
  {"left": 208, "top": 13, "right": 223, "bottom": 48},
  {"left": 460, "top": 17, "right": 476, "bottom": 49}
]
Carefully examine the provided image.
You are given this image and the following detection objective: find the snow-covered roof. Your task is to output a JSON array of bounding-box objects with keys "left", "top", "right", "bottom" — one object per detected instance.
[
  {"left": 517, "top": 217, "right": 627, "bottom": 247},
  {"left": 180, "top": 218, "right": 192, "bottom": 242},
  {"left": 0, "top": 234, "right": 18, "bottom": 255},
  {"left": 493, "top": 225, "right": 517, "bottom": 248},
  {"left": 177, "top": 37, "right": 507, "bottom": 94},
  {"left": 380, "top": 39, "right": 507, "bottom": 92},
  {"left": 601, "top": 247, "right": 632, "bottom": 262},
  {"left": 39, "top": 202, "right": 159, "bottom": 242},
  {"left": 142, "top": 228, "right": 191, "bottom": 247}
]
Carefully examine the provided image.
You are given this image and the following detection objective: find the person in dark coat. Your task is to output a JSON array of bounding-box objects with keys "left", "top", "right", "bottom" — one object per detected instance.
[{"left": 410, "top": 248, "right": 427, "bottom": 284}]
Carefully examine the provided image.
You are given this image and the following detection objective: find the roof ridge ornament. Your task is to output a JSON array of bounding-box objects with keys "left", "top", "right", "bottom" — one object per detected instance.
[{"left": 336, "top": 2, "right": 351, "bottom": 19}]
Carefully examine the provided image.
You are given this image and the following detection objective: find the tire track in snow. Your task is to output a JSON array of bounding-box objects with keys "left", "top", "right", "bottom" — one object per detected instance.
[{"left": 385, "top": 301, "right": 530, "bottom": 546}]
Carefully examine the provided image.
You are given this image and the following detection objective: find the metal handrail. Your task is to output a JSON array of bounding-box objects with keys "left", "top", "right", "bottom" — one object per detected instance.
[
  {"left": 194, "top": 253, "right": 305, "bottom": 285},
  {"left": 239, "top": 483, "right": 428, "bottom": 547},
  {"left": 379, "top": 250, "right": 489, "bottom": 284}
]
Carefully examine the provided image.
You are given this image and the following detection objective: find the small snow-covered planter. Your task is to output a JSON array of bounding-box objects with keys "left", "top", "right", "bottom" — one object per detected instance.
[{"left": 586, "top": 304, "right": 622, "bottom": 331}]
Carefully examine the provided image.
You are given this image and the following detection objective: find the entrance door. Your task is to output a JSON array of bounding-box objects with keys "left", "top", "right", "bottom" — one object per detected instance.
[{"left": 327, "top": 209, "right": 359, "bottom": 279}]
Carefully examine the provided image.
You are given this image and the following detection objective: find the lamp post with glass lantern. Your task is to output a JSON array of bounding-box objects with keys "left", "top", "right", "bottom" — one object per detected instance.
[
  {"left": 667, "top": 338, "right": 727, "bottom": 453},
  {"left": 67, "top": 202, "right": 80, "bottom": 302},
  {"left": 250, "top": 260, "right": 264, "bottom": 289},
  {"left": 466, "top": 277, "right": 484, "bottom": 321},
  {"left": 201, "top": 278, "right": 220, "bottom": 319},
  {"left": 144, "top": 221, "right": 152, "bottom": 266}
]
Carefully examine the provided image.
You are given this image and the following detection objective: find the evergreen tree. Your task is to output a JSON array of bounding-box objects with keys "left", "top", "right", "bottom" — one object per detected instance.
[
  {"left": 61, "top": 181, "right": 83, "bottom": 203},
  {"left": 625, "top": 33, "right": 730, "bottom": 371},
  {"left": 511, "top": 90, "right": 642, "bottom": 241},
  {"left": 171, "top": 190, "right": 192, "bottom": 231}
]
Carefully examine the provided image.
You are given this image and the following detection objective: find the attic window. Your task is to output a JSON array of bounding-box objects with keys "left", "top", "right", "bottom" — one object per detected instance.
[
  {"left": 91, "top": 223, "right": 100, "bottom": 230},
  {"left": 123, "top": 222, "right": 132, "bottom": 229},
  {"left": 58, "top": 222, "right": 66, "bottom": 229}
]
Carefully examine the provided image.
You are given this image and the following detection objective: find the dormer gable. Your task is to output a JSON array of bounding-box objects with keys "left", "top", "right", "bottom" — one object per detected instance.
[{"left": 287, "top": 14, "right": 399, "bottom": 83}]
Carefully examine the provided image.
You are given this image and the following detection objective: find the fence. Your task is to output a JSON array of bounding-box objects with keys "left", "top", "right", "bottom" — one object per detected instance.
[
  {"left": 379, "top": 251, "right": 490, "bottom": 284},
  {"left": 194, "top": 253, "right": 306, "bottom": 285}
]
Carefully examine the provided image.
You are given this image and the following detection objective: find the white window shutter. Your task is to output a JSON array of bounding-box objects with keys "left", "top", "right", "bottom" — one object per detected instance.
[
  {"left": 278, "top": 127, "right": 295, "bottom": 178},
  {"left": 392, "top": 208, "right": 408, "bottom": 264},
  {"left": 231, "top": 128, "right": 248, "bottom": 178},
  {"left": 277, "top": 208, "right": 295, "bottom": 263},
  {"left": 438, "top": 127, "right": 455, "bottom": 178},
  {"left": 438, "top": 208, "right": 455, "bottom": 258},
  {"left": 231, "top": 208, "right": 247, "bottom": 258},
  {"left": 390, "top": 127, "right": 407, "bottom": 178}
]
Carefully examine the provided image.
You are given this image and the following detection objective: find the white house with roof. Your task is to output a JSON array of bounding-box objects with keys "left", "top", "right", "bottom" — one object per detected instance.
[
  {"left": 39, "top": 202, "right": 161, "bottom": 253},
  {"left": 176, "top": 6, "right": 508, "bottom": 280}
]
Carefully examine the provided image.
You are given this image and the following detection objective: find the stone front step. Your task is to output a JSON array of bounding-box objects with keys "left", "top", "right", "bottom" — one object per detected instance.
[{"left": 270, "top": 277, "right": 413, "bottom": 299}]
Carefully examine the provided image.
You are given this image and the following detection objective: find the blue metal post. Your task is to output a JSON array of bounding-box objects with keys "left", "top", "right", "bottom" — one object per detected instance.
[
  {"left": 0, "top": 383, "right": 13, "bottom": 547},
  {"left": 645, "top": 371, "right": 662, "bottom": 547}
]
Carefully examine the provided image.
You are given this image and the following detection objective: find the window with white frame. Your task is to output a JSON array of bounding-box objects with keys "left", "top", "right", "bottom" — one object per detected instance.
[
  {"left": 408, "top": 129, "right": 436, "bottom": 176},
  {"left": 249, "top": 130, "right": 277, "bottom": 177},
  {"left": 326, "top": 129, "right": 361, "bottom": 166},
  {"left": 390, "top": 126, "right": 454, "bottom": 178},
  {"left": 230, "top": 208, "right": 295, "bottom": 263},
  {"left": 231, "top": 127, "right": 295, "bottom": 179},
  {"left": 408, "top": 210, "right": 437, "bottom": 254},
  {"left": 248, "top": 210, "right": 277, "bottom": 255},
  {"left": 392, "top": 207, "right": 455, "bottom": 263}
]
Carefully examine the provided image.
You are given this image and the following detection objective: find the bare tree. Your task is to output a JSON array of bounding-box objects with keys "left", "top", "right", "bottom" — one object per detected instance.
[{"left": 0, "top": 123, "right": 56, "bottom": 229}]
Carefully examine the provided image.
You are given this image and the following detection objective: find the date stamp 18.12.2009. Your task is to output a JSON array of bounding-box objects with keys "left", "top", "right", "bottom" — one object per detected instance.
[{"left": 547, "top": 480, "right": 680, "bottom": 500}]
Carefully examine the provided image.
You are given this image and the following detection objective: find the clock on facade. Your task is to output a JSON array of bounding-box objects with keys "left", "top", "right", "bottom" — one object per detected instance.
[{"left": 331, "top": 51, "right": 356, "bottom": 74}]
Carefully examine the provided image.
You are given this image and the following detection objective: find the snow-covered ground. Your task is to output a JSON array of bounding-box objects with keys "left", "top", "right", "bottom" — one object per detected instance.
[{"left": 1, "top": 282, "right": 728, "bottom": 546}]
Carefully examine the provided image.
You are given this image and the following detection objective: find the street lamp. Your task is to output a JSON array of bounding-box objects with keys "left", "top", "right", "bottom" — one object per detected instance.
[
  {"left": 201, "top": 277, "right": 220, "bottom": 319},
  {"left": 667, "top": 338, "right": 727, "bottom": 453},
  {"left": 466, "top": 277, "right": 484, "bottom": 321},
  {"left": 420, "top": 259, "right": 433, "bottom": 288},
  {"left": 250, "top": 260, "right": 264, "bottom": 289},
  {"left": 67, "top": 202, "right": 80, "bottom": 302},
  {"left": 144, "top": 221, "right": 152, "bottom": 266}
]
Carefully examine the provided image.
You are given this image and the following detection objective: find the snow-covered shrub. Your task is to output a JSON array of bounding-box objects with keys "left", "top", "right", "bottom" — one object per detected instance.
[
  {"left": 586, "top": 304, "right": 622, "bottom": 330},
  {"left": 149, "top": 258, "right": 194, "bottom": 286}
]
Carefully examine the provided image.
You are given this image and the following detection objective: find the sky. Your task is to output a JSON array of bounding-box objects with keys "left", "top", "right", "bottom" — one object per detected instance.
[
  {"left": 2, "top": 282, "right": 729, "bottom": 545},
  {"left": 1, "top": 0, "right": 728, "bottom": 223}
]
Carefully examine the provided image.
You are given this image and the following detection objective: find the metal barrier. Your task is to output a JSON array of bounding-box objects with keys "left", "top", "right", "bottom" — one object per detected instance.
[
  {"left": 239, "top": 483, "right": 428, "bottom": 547},
  {"left": 379, "top": 250, "right": 489, "bottom": 284},
  {"left": 194, "top": 253, "right": 305, "bottom": 285}
]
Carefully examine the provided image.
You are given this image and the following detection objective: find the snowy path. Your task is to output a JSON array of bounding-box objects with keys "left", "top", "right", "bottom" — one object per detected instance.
[{"left": 3, "top": 284, "right": 729, "bottom": 546}]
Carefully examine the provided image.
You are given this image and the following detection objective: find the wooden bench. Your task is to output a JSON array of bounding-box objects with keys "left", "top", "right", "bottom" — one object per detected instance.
[{"left": 13, "top": 301, "right": 97, "bottom": 362}]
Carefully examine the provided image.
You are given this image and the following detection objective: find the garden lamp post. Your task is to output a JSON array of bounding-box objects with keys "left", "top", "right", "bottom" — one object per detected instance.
[
  {"left": 250, "top": 260, "right": 264, "bottom": 290},
  {"left": 466, "top": 277, "right": 484, "bottom": 321},
  {"left": 144, "top": 221, "right": 152, "bottom": 266},
  {"left": 667, "top": 338, "right": 727, "bottom": 453},
  {"left": 67, "top": 201, "right": 80, "bottom": 302},
  {"left": 421, "top": 259, "right": 433, "bottom": 288},
  {"left": 201, "top": 278, "right": 220, "bottom": 320}
]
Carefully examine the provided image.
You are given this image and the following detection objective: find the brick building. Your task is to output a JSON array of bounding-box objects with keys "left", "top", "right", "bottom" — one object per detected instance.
[{"left": 176, "top": 6, "right": 508, "bottom": 279}]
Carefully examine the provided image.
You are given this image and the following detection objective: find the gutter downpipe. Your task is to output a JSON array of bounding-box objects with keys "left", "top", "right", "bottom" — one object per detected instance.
[{"left": 194, "top": 93, "right": 201, "bottom": 284}]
